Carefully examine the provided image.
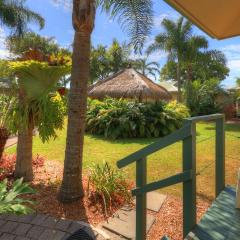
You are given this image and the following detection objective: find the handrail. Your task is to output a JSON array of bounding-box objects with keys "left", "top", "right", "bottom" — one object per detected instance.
[
  {"left": 117, "top": 124, "right": 192, "bottom": 168},
  {"left": 116, "top": 114, "right": 225, "bottom": 240},
  {"left": 132, "top": 170, "right": 192, "bottom": 196},
  {"left": 186, "top": 113, "right": 224, "bottom": 123}
]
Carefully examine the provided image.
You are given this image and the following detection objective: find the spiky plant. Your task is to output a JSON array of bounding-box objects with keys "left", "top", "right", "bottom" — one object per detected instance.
[{"left": 0, "top": 178, "right": 36, "bottom": 215}]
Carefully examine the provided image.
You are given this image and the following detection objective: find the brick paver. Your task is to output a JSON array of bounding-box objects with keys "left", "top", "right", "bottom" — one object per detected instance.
[
  {"left": 27, "top": 225, "right": 45, "bottom": 239},
  {"left": 0, "top": 214, "right": 107, "bottom": 240}
]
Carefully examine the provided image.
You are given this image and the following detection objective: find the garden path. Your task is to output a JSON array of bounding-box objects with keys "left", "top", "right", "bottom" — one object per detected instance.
[
  {"left": 5, "top": 137, "right": 18, "bottom": 148},
  {"left": 100, "top": 192, "right": 167, "bottom": 239}
]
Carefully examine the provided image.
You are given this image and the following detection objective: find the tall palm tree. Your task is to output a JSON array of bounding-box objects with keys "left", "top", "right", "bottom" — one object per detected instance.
[
  {"left": 147, "top": 17, "right": 192, "bottom": 102},
  {"left": 58, "top": 0, "right": 154, "bottom": 202},
  {"left": 183, "top": 36, "right": 208, "bottom": 81},
  {"left": 133, "top": 57, "right": 160, "bottom": 80},
  {"left": 0, "top": 0, "right": 44, "bottom": 35},
  {"left": 183, "top": 36, "right": 208, "bottom": 107}
]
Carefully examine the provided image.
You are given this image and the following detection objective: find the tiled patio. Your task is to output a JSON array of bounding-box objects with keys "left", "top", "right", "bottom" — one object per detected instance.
[{"left": 0, "top": 214, "right": 107, "bottom": 240}]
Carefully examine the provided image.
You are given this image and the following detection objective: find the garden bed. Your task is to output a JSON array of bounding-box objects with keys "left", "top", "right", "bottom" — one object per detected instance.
[
  {"left": 0, "top": 154, "right": 127, "bottom": 225},
  {"left": 0, "top": 154, "right": 211, "bottom": 239},
  {"left": 147, "top": 195, "right": 210, "bottom": 240}
]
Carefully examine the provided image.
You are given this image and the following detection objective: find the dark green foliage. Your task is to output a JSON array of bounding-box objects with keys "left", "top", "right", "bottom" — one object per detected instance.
[
  {"left": 0, "top": 0, "right": 44, "bottom": 36},
  {"left": 186, "top": 78, "right": 223, "bottom": 116},
  {"left": 6, "top": 32, "right": 71, "bottom": 57},
  {"left": 90, "top": 39, "right": 130, "bottom": 83},
  {"left": 86, "top": 98, "right": 190, "bottom": 139}
]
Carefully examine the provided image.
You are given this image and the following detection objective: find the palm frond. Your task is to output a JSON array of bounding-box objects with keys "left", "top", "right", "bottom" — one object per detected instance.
[
  {"left": 0, "top": 0, "right": 45, "bottom": 36},
  {"left": 147, "top": 34, "right": 168, "bottom": 55},
  {"left": 98, "top": 0, "right": 153, "bottom": 52}
]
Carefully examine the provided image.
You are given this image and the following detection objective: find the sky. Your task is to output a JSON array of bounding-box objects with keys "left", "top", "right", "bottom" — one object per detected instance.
[{"left": 1, "top": 0, "right": 240, "bottom": 88}]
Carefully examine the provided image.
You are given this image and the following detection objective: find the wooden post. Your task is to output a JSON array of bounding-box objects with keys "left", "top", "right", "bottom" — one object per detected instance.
[
  {"left": 215, "top": 117, "right": 225, "bottom": 196},
  {"left": 136, "top": 157, "right": 147, "bottom": 240},
  {"left": 183, "top": 121, "right": 196, "bottom": 238}
]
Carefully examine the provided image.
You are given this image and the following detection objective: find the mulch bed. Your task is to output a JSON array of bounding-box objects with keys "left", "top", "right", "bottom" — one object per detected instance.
[
  {"left": 147, "top": 195, "right": 210, "bottom": 240},
  {"left": 30, "top": 159, "right": 210, "bottom": 239},
  {"left": 1, "top": 155, "right": 211, "bottom": 239},
  {"left": 29, "top": 159, "right": 124, "bottom": 225}
]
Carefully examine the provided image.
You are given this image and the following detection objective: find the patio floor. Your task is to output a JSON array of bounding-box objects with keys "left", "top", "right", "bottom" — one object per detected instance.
[{"left": 0, "top": 214, "right": 107, "bottom": 240}]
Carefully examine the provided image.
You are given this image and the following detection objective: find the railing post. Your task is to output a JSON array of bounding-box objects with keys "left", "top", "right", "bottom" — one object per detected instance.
[
  {"left": 182, "top": 121, "right": 196, "bottom": 238},
  {"left": 215, "top": 116, "right": 225, "bottom": 196},
  {"left": 136, "top": 157, "right": 147, "bottom": 240}
]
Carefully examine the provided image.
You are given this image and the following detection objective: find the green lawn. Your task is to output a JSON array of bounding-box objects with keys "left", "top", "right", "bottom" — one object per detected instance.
[{"left": 7, "top": 122, "right": 240, "bottom": 199}]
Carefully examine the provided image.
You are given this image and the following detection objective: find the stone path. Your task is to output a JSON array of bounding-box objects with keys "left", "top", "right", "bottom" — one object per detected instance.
[
  {"left": 0, "top": 214, "right": 107, "bottom": 240},
  {"left": 100, "top": 192, "right": 167, "bottom": 240},
  {"left": 5, "top": 137, "right": 18, "bottom": 148}
]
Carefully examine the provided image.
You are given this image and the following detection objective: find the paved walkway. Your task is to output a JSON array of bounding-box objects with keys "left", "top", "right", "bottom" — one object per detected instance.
[
  {"left": 5, "top": 137, "right": 18, "bottom": 148},
  {"left": 0, "top": 214, "right": 107, "bottom": 240},
  {"left": 100, "top": 192, "right": 167, "bottom": 239}
]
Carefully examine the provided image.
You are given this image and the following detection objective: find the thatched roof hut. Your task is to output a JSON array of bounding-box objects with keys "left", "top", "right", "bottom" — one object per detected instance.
[{"left": 88, "top": 68, "right": 172, "bottom": 101}]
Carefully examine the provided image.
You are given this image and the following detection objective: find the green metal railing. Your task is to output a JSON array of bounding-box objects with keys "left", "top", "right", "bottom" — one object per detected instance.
[{"left": 117, "top": 114, "right": 225, "bottom": 240}]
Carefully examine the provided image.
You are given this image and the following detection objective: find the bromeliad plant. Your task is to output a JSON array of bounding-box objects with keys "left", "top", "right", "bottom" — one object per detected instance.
[
  {"left": 0, "top": 178, "right": 36, "bottom": 215},
  {"left": 87, "top": 162, "right": 131, "bottom": 216}
]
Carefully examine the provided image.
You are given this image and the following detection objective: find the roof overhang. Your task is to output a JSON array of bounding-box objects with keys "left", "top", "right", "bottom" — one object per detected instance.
[{"left": 164, "top": 0, "right": 240, "bottom": 39}]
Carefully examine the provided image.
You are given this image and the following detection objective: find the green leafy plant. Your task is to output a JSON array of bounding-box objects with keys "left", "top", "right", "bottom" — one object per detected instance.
[
  {"left": 86, "top": 98, "right": 190, "bottom": 139},
  {"left": 185, "top": 78, "right": 223, "bottom": 116},
  {"left": 87, "top": 162, "right": 131, "bottom": 216},
  {"left": 0, "top": 178, "right": 36, "bottom": 215},
  {"left": 0, "top": 95, "right": 16, "bottom": 159},
  {"left": 7, "top": 92, "right": 65, "bottom": 143}
]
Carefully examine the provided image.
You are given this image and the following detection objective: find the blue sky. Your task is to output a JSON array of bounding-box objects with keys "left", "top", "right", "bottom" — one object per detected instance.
[{"left": 1, "top": 0, "right": 240, "bottom": 87}]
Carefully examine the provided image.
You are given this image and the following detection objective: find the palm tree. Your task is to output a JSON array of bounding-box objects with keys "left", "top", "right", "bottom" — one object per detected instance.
[
  {"left": 183, "top": 36, "right": 208, "bottom": 81},
  {"left": 133, "top": 57, "right": 160, "bottom": 80},
  {"left": 147, "top": 17, "right": 192, "bottom": 102},
  {"left": 58, "top": 0, "right": 154, "bottom": 202},
  {"left": 183, "top": 36, "right": 208, "bottom": 107},
  {"left": 0, "top": 0, "right": 44, "bottom": 35}
]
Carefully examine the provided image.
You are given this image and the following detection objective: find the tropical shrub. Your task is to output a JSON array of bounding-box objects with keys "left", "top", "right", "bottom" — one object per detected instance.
[
  {"left": 87, "top": 162, "right": 131, "bottom": 215},
  {"left": 86, "top": 98, "right": 190, "bottom": 139},
  {"left": 185, "top": 78, "right": 223, "bottom": 116},
  {"left": 0, "top": 178, "right": 36, "bottom": 215},
  {"left": 0, "top": 95, "right": 16, "bottom": 159}
]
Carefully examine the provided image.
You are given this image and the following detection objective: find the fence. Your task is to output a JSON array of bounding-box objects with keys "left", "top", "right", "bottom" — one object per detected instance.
[{"left": 117, "top": 114, "right": 225, "bottom": 240}]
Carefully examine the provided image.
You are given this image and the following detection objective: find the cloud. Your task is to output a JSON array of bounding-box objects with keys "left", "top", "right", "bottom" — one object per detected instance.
[
  {"left": 0, "top": 28, "right": 9, "bottom": 59},
  {"left": 50, "top": 0, "right": 72, "bottom": 11},
  {"left": 152, "top": 12, "right": 179, "bottom": 31},
  {"left": 218, "top": 44, "right": 240, "bottom": 86}
]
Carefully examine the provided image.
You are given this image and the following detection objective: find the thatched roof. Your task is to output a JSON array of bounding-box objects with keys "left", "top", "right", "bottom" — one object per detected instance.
[{"left": 88, "top": 68, "right": 172, "bottom": 101}]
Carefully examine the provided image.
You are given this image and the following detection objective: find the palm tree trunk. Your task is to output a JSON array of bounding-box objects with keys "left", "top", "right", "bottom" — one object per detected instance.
[
  {"left": 177, "top": 61, "right": 182, "bottom": 102},
  {"left": 186, "top": 63, "right": 193, "bottom": 108},
  {"left": 58, "top": 0, "right": 95, "bottom": 203},
  {"left": 15, "top": 120, "right": 33, "bottom": 181}
]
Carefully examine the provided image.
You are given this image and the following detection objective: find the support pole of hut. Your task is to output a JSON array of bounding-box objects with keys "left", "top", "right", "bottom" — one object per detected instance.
[{"left": 236, "top": 168, "right": 240, "bottom": 209}]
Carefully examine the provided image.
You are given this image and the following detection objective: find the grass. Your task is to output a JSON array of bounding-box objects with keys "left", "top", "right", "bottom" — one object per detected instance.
[{"left": 7, "top": 122, "right": 240, "bottom": 200}]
